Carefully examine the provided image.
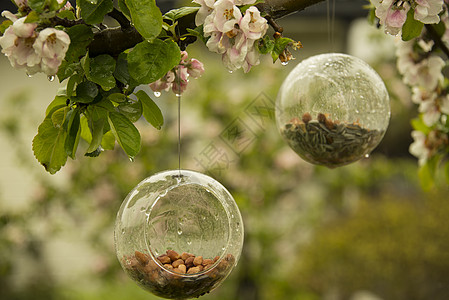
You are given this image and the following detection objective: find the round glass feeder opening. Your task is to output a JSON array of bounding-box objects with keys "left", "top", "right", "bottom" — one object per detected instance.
[
  {"left": 275, "top": 53, "right": 390, "bottom": 168},
  {"left": 114, "top": 169, "right": 244, "bottom": 299}
]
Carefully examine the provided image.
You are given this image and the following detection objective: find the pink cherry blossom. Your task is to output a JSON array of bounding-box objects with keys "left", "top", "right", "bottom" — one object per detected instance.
[
  {"left": 213, "top": 0, "right": 242, "bottom": 33},
  {"left": 374, "top": 0, "right": 410, "bottom": 35},
  {"left": 240, "top": 6, "right": 269, "bottom": 41},
  {"left": 33, "top": 28, "right": 70, "bottom": 75},
  {"left": 0, "top": 16, "right": 41, "bottom": 74},
  {"left": 186, "top": 59, "right": 205, "bottom": 78},
  {"left": 414, "top": 0, "right": 443, "bottom": 24}
]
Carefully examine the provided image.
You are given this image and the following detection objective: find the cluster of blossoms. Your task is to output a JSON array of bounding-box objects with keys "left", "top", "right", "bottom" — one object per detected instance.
[
  {"left": 149, "top": 51, "right": 205, "bottom": 95},
  {"left": 371, "top": 0, "right": 444, "bottom": 35},
  {"left": 389, "top": 9, "right": 449, "bottom": 165},
  {"left": 0, "top": 1, "right": 71, "bottom": 76},
  {"left": 193, "top": 0, "right": 269, "bottom": 73}
]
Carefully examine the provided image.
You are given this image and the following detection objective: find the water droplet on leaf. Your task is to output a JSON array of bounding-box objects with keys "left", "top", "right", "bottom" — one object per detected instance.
[
  {"left": 26, "top": 72, "right": 32, "bottom": 78},
  {"left": 47, "top": 75, "right": 55, "bottom": 82},
  {"left": 281, "top": 61, "right": 289, "bottom": 66}
]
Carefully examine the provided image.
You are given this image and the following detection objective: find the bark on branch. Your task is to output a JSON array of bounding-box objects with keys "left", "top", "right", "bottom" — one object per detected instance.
[{"left": 88, "top": 0, "right": 325, "bottom": 57}]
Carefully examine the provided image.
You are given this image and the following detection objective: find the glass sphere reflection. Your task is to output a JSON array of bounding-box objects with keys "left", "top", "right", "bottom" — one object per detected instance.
[
  {"left": 276, "top": 53, "right": 390, "bottom": 168},
  {"left": 114, "top": 170, "right": 244, "bottom": 299}
]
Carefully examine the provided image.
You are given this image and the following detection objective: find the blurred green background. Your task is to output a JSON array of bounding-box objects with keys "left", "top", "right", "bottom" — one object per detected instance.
[{"left": 1, "top": 3, "right": 449, "bottom": 300}]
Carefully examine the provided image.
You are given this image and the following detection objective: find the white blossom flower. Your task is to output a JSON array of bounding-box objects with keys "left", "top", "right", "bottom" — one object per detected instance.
[
  {"left": 419, "top": 100, "right": 441, "bottom": 126},
  {"left": 409, "top": 130, "right": 429, "bottom": 165},
  {"left": 193, "top": 0, "right": 216, "bottom": 26},
  {"left": 411, "top": 86, "right": 437, "bottom": 104},
  {"left": 0, "top": 16, "right": 41, "bottom": 74},
  {"left": 150, "top": 53, "right": 205, "bottom": 94},
  {"left": 240, "top": 6, "right": 268, "bottom": 41},
  {"left": 414, "top": 0, "right": 443, "bottom": 24},
  {"left": 213, "top": 0, "right": 242, "bottom": 33},
  {"left": 33, "top": 28, "right": 70, "bottom": 75},
  {"left": 440, "top": 94, "right": 449, "bottom": 114},
  {"left": 14, "top": 0, "right": 28, "bottom": 8},
  {"left": 414, "top": 56, "right": 445, "bottom": 90},
  {"left": 374, "top": 0, "right": 410, "bottom": 35}
]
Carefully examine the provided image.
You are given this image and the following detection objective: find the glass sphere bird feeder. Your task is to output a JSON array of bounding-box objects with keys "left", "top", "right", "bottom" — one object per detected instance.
[
  {"left": 276, "top": 53, "right": 390, "bottom": 168},
  {"left": 115, "top": 169, "right": 244, "bottom": 299}
]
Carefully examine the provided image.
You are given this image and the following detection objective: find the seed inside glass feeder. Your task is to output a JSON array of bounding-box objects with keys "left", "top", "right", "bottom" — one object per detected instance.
[
  {"left": 115, "top": 170, "right": 244, "bottom": 299},
  {"left": 276, "top": 53, "right": 390, "bottom": 168}
]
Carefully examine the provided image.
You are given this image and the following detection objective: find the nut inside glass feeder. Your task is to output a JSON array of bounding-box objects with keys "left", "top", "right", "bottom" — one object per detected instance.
[
  {"left": 114, "top": 169, "right": 244, "bottom": 299},
  {"left": 276, "top": 53, "right": 390, "bottom": 168}
]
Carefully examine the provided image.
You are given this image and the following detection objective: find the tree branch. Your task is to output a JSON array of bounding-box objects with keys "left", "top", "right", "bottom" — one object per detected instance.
[
  {"left": 257, "top": 0, "right": 326, "bottom": 20},
  {"left": 88, "top": 0, "right": 324, "bottom": 57}
]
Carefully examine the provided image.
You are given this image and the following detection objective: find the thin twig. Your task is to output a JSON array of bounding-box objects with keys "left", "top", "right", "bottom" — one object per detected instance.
[
  {"left": 425, "top": 24, "right": 449, "bottom": 59},
  {"left": 108, "top": 8, "right": 131, "bottom": 30}
]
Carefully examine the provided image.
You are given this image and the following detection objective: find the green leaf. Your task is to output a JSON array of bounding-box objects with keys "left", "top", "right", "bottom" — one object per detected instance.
[
  {"left": 118, "top": 0, "right": 131, "bottom": 19},
  {"left": 163, "top": 7, "right": 199, "bottom": 22},
  {"left": 108, "top": 111, "right": 141, "bottom": 159},
  {"left": 84, "top": 100, "right": 113, "bottom": 154},
  {"left": 28, "top": 0, "right": 46, "bottom": 12},
  {"left": 32, "top": 116, "right": 68, "bottom": 174},
  {"left": 64, "top": 25, "right": 94, "bottom": 63},
  {"left": 0, "top": 20, "right": 13, "bottom": 35},
  {"left": 64, "top": 108, "right": 81, "bottom": 159},
  {"left": 186, "top": 25, "right": 206, "bottom": 43},
  {"left": 66, "top": 74, "right": 83, "bottom": 97},
  {"left": 101, "top": 130, "right": 116, "bottom": 150},
  {"left": 117, "top": 100, "right": 142, "bottom": 122},
  {"left": 125, "top": 0, "right": 162, "bottom": 40},
  {"left": 135, "top": 90, "right": 163, "bottom": 129},
  {"left": 402, "top": 8, "right": 424, "bottom": 41},
  {"left": 51, "top": 107, "right": 67, "bottom": 128},
  {"left": 107, "top": 93, "right": 128, "bottom": 103},
  {"left": 114, "top": 53, "right": 130, "bottom": 85},
  {"left": 86, "top": 54, "right": 116, "bottom": 91},
  {"left": 45, "top": 96, "right": 67, "bottom": 116},
  {"left": 80, "top": 115, "right": 92, "bottom": 143},
  {"left": 271, "top": 37, "right": 293, "bottom": 62},
  {"left": 128, "top": 39, "right": 181, "bottom": 84},
  {"left": 257, "top": 35, "right": 274, "bottom": 55},
  {"left": 239, "top": 0, "right": 265, "bottom": 13},
  {"left": 79, "top": 0, "right": 114, "bottom": 25},
  {"left": 25, "top": 11, "right": 40, "bottom": 23},
  {"left": 57, "top": 61, "right": 82, "bottom": 82},
  {"left": 75, "top": 81, "right": 98, "bottom": 103},
  {"left": 57, "top": 9, "right": 76, "bottom": 20}
]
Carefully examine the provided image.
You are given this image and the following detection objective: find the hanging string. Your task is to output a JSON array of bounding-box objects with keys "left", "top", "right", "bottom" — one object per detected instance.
[
  {"left": 326, "top": 0, "right": 336, "bottom": 51},
  {"left": 177, "top": 65, "right": 182, "bottom": 175}
]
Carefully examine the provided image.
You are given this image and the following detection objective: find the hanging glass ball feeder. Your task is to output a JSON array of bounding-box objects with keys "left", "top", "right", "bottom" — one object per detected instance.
[
  {"left": 114, "top": 169, "right": 244, "bottom": 299},
  {"left": 276, "top": 53, "right": 390, "bottom": 168}
]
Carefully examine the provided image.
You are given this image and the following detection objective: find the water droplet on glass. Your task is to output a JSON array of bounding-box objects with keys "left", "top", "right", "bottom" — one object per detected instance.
[
  {"left": 177, "top": 228, "right": 183, "bottom": 235},
  {"left": 231, "top": 214, "right": 234, "bottom": 219},
  {"left": 26, "top": 72, "right": 32, "bottom": 78},
  {"left": 154, "top": 92, "right": 161, "bottom": 98},
  {"left": 140, "top": 206, "right": 146, "bottom": 212},
  {"left": 187, "top": 240, "right": 192, "bottom": 245},
  {"left": 47, "top": 75, "right": 55, "bottom": 82},
  {"left": 364, "top": 153, "right": 370, "bottom": 158},
  {"left": 281, "top": 61, "right": 289, "bottom": 66},
  {"left": 121, "top": 229, "right": 125, "bottom": 234},
  {"left": 228, "top": 70, "right": 233, "bottom": 74}
]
